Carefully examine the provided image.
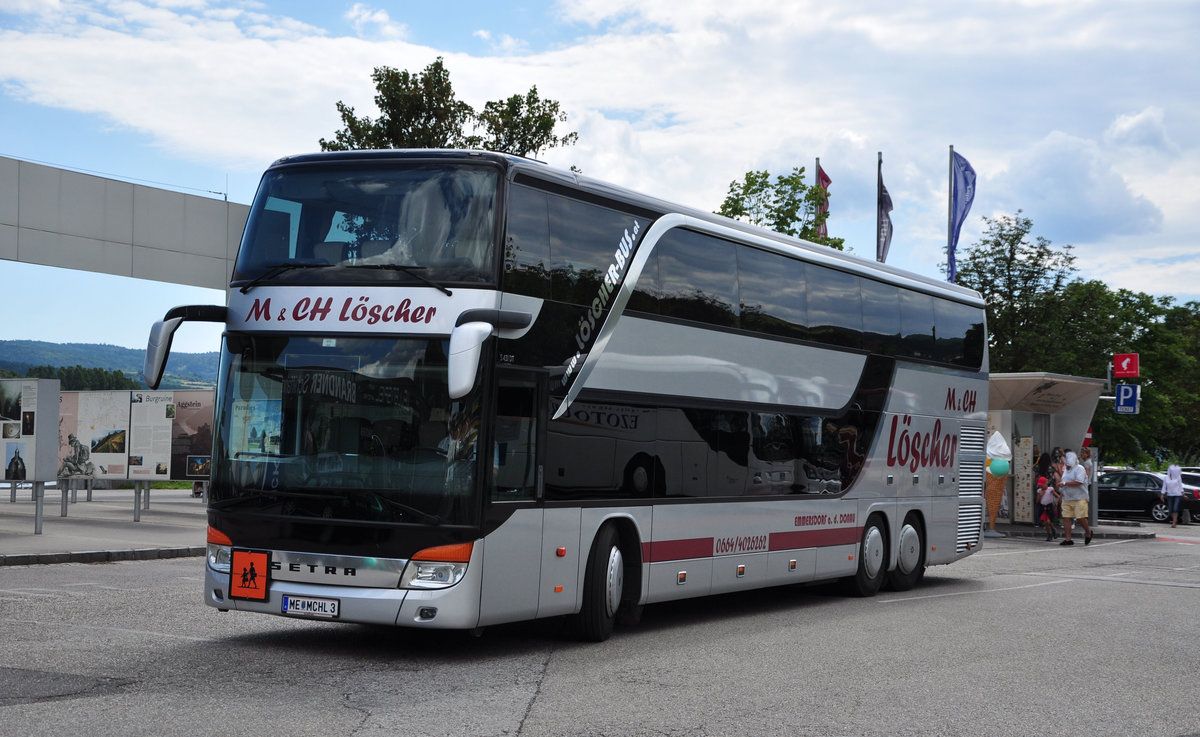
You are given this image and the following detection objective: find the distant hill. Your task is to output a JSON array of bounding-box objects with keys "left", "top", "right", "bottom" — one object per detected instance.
[{"left": 0, "top": 340, "right": 217, "bottom": 389}]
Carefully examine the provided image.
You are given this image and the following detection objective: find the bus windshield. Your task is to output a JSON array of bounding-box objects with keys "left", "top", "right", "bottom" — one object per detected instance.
[
  {"left": 233, "top": 163, "right": 498, "bottom": 286},
  {"left": 210, "top": 333, "right": 482, "bottom": 527}
]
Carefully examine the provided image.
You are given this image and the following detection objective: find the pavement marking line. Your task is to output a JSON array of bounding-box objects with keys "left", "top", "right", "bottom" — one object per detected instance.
[
  {"left": 879, "top": 578, "right": 1072, "bottom": 603},
  {"left": 1157, "top": 537, "right": 1200, "bottom": 545},
  {"left": 1023, "top": 571, "right": 1200, "bottom": 589},
  {"left": 7, "top": 619, "right": 212, "bottom": 642},
  {"left": 976, "top": 537, "right": 1138, "bottom": 557}
]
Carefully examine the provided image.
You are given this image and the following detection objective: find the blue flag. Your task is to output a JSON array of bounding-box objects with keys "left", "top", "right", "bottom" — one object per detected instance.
[{"left": 948, "top": 151, "right": 976, "bottom": 282}]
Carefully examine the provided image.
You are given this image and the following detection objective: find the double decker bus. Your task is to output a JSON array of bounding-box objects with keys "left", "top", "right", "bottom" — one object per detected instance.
[{"left": 145, "top": 149, "right": 988, "bottom": 641}]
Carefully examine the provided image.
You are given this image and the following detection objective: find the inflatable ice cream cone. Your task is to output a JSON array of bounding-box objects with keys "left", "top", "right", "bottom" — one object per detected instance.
[
  {"left": 985, "top": 472, "right": 1007, "bottom": 529},
  {"left": 984, "top": 432, "right": 1012, "bottom": 532}
]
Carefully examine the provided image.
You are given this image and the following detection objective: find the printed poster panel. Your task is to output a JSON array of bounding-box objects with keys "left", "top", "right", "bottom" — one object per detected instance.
[
  {"left": 230, "top": 399, "right": 282, "bottom": 458},
  {"left": 2, "top": 380, "right": 36, "bottom": 480},
  {"left": 170, "top": 390, "right": 214, "bottom": 480},
  {"left": 128, "top": 391, "right": 175, "bottom": 480},
  {"left": 58, "top": 390, "right": 130, "bottom": 480}
]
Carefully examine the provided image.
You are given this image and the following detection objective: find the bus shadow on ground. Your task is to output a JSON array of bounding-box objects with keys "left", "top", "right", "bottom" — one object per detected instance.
[{"left": 211, "top": 574, "right": 972, "bottom": 659}]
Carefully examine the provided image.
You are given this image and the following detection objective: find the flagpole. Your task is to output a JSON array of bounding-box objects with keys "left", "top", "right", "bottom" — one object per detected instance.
[{"left": 947, "top": 145, "right": 954, "bottom": 282}]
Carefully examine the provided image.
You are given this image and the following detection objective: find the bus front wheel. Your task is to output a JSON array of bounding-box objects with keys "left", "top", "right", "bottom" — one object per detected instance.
[
  {"left": 574, "top": 524, "right": 623, "bottom": 642},
  {"left": 845, "top": 514, "right": 887, "bottom": 597}
]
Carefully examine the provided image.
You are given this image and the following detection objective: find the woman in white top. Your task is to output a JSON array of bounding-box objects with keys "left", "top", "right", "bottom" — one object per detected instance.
[{"left": 1161, "top": 464, "right": 1184, "bottom": 528}]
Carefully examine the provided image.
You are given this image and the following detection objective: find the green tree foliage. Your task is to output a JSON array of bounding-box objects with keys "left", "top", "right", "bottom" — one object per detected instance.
[
  {"left": 25, "top": 364, "right": 141, "bottom": 390},
  {"left": 955, "top": 212, "right": 1200, "bottom": 465},
  {"left": 716, "top": 167, "right": 844, "bottom": 250},
  {"left": 477, "top": 87, "right": 578, "bottom": 155},
  {"left": 320, "top": 58, "right": 578, "bottom": 158},
  {"left": 954, "top": 211, "right": 1076, "bottom": 373}
]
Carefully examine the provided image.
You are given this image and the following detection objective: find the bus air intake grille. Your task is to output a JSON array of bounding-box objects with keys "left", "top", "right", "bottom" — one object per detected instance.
[
  {"left": 957, "top": 425, "right": 987, "bottom": 498},
  {"left": 956, "top": 505, "right": 983, "bottom": 553}
]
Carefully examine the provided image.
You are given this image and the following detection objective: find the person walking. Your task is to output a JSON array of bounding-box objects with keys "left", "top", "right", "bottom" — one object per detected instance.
[
  {"left": 1079, "top": 447, "right": 1095, "bottom": 481},
  {"left": 1161, "top": 463, "right": 1184, "bottom": 528},
  {"left": 1037, "top": 476, "right": 1060, "bottom": 541},
  {"left": 1059, "top": 451, "right": 1092, "bottom": 546}
]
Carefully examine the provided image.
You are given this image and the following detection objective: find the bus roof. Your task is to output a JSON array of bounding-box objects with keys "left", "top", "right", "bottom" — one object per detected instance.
[{"left": 265, "top": 149, "right": 984, "bottom": 306}]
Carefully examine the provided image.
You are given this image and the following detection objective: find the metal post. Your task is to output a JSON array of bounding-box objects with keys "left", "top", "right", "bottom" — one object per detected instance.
[
  {"left": 60, "top": 483, "right": 69, "bottom": 517},
  {"left": 86, "top": 478, "right": 93, "bottom": 501},
  {"left": 9, "top": 481, "right": 15, "bottom": 503},
  {"left": 133, "top": 482, "right": 142, "bottom": 522},
  {"left": 70, "top": 479, "right": 78, "bottom": 503},
  {"left": 143, "top": 482, "right": 150, "bottom": 510},
  {"left": 34, "top": 481, "right": 44, "bottom": 534}
]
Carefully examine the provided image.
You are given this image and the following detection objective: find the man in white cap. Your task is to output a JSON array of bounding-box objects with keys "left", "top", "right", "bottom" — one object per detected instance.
[{"left": 1059, "top": 451, "right": 1092, "bottom": 546}]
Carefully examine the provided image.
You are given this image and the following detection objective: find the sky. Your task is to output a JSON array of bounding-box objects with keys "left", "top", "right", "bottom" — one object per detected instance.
[{"left": 1, "top": 0, "right": 1197, "bottom": 355}]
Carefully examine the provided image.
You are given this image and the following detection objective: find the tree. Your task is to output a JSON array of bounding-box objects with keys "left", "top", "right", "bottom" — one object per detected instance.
[
  {"left": 25, "top": 364, "right": 140, "bottom": 390},
  {"left": 320, "top": 58, "right": 578, "bottom": 158},
  {"left": 954, "top": 211, "right": 1077, "bottom": 373},
  {"left": 955, "top": 212, "right": 1200, "bottom": 465},
  {"left": 716, "top": 167, "right": 844, "bottom": 250},
  {"left": 477, "top": 87, "right": 578, "bottom": 156}
]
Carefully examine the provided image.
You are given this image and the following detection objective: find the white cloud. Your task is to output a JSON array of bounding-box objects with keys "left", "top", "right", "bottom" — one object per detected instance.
[
  {"left": 0, "top": 0, "right": 1196, "bottom": 303},
  {"left": 472, "top": 29, "right": 529, "bottom": 54},
  {"left": 345, "top": 3, "right": 406, "bottom": 40},
  {"left": 987, "top": 132, "right": 1162, "bottom": 242},
  {"left": 1105, "top": 107, "right": 1174, "bottom": 151}
]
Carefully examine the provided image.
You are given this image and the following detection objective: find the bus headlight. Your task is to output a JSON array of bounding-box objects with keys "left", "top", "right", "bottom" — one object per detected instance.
[
  {"left": 208, "top": 543, "right": 232, "bottom": 573},
  {"left": 207, "top": 525, "right": 233, "bottom": 573},
  {"left": 399, "top": 542, "right": 473, "bottom": 590}
]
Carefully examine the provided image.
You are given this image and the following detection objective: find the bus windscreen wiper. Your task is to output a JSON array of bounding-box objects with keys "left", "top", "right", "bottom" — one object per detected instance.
[
  {"left": 347, "top": 263, "right": 453, "bottom": 296},
  {"left": 237, "top": 262, "right": 332, "bottom": 294}
]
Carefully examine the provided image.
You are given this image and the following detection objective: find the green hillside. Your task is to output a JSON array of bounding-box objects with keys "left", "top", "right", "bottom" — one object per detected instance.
[{"left": 0, "top": 340, "right": 217, "bottom": 389}]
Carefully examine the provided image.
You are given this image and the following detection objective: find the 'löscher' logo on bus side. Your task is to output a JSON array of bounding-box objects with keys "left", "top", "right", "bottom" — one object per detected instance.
[{"left": 885, "top": 414, "right": 956, "bottom": 472}]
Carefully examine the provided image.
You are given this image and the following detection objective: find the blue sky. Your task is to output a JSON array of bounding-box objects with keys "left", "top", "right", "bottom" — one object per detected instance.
[{"left": 1, "top": 0, "right": 1198, "bottom": 354}]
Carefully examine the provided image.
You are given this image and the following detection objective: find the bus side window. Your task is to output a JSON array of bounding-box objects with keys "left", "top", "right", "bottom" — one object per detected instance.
[
  {"left": 934, "top": 298, "right": 985, "bottom": 369},
  {"left": 502, "top": 185, "right": 552, "bottom": 298},
  {"left": 860, "top": 278, "right": 900, "bottom": 356},
  {"left": 493, "top": 382, "right": 538, "bottom": 501},
  {"left": 738, "top": 245, "right": 808, "bottom": 341},
  {"left": 656, "top": 229, "right": 739, "bottom": 328},
  {"left": 899, "top": 290, "right": 936, "bottom": 360},
  {"left": 627, "top": 246, "right": 660, "bottom": 314},
  {"left": 807, "top": 265, "right": 863, "bottom": 349}
]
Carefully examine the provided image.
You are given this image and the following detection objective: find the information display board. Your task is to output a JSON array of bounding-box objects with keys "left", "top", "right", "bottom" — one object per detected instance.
[
  {"left": 58, "top": 390, "right": 214, "bottom": 480},
  {"left": 1, "top": 379, "right": 60, "bottom": 482}
]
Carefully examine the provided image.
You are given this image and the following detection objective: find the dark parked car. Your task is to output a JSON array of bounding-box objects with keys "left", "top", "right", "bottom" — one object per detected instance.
[{"left": 1097, "top": 470, "right": 1200, "bottom": 524}]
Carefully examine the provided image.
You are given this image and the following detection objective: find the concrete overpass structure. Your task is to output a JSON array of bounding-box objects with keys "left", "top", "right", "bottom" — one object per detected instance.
[{"left": 0, "top": 154, "right": 248, "bottom": 291}]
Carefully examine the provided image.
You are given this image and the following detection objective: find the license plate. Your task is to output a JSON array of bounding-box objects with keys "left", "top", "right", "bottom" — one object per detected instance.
[{"left": 281, "top": 595, "right": 340, "bottom": 619}]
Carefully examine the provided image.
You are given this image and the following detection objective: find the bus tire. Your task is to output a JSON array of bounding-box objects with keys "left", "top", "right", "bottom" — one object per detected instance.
[
  {"left": 575, "top": 524, "right": 623, "bottom": 642},
  {"left": 623, "top": 454, "right": 663, "bottom": 497},
  {"left": 845, "top": 514, "right": 887, "bottom": 597},
  {"left": 886, "top": 514, "right": 925, "bottom": 591}
]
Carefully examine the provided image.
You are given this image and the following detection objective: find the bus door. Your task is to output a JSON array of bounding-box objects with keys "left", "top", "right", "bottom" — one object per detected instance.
[{"left": 477, "top": 370, "right": 579, "bottom": 624}]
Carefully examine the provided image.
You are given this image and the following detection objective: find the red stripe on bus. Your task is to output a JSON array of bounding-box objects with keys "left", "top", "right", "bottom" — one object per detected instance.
[
  {"left": 640, "top": 528, "right": 861, "bottom": 563},
  {"left": 641, "top": 537, "right": 715, "bottom": 563},
  {"left": 769, "top": 527, "right": 861, "bottom": 550}
]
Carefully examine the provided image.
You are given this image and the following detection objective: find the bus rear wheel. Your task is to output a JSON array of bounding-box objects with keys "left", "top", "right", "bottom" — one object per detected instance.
[
  {"left": 574, "top": 524, "right": 624, "bottom": 642},
  {"left": 886, "top": 515, "right": 925, "bottom": 591},
  {"left": 845, "top": 514, "right": 887, "bottom": 597}
]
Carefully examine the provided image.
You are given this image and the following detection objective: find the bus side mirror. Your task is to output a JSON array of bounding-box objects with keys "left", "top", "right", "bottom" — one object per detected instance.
[
  {"left": 143, "top": 305, "right": 228, "bottom": 389},
  {"left": 144, "top": 317, "right": 185, "bottom": 389},
  {"left": 448, "top": 321, "right": 493, "bottom": 399}
]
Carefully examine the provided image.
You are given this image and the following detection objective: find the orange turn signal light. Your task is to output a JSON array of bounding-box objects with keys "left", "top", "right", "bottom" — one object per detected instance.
[
  {"left": 207, "top": 526, "right": 233, "bottom": 546},
  {"left": 411, "top": 542, "right": 474, "bottom": 563}
]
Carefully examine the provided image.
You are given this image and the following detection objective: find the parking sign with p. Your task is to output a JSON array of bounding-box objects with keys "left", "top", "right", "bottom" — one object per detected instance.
[{"left": 1115, "top": 383, "right": 1140, "bottom": 414}]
